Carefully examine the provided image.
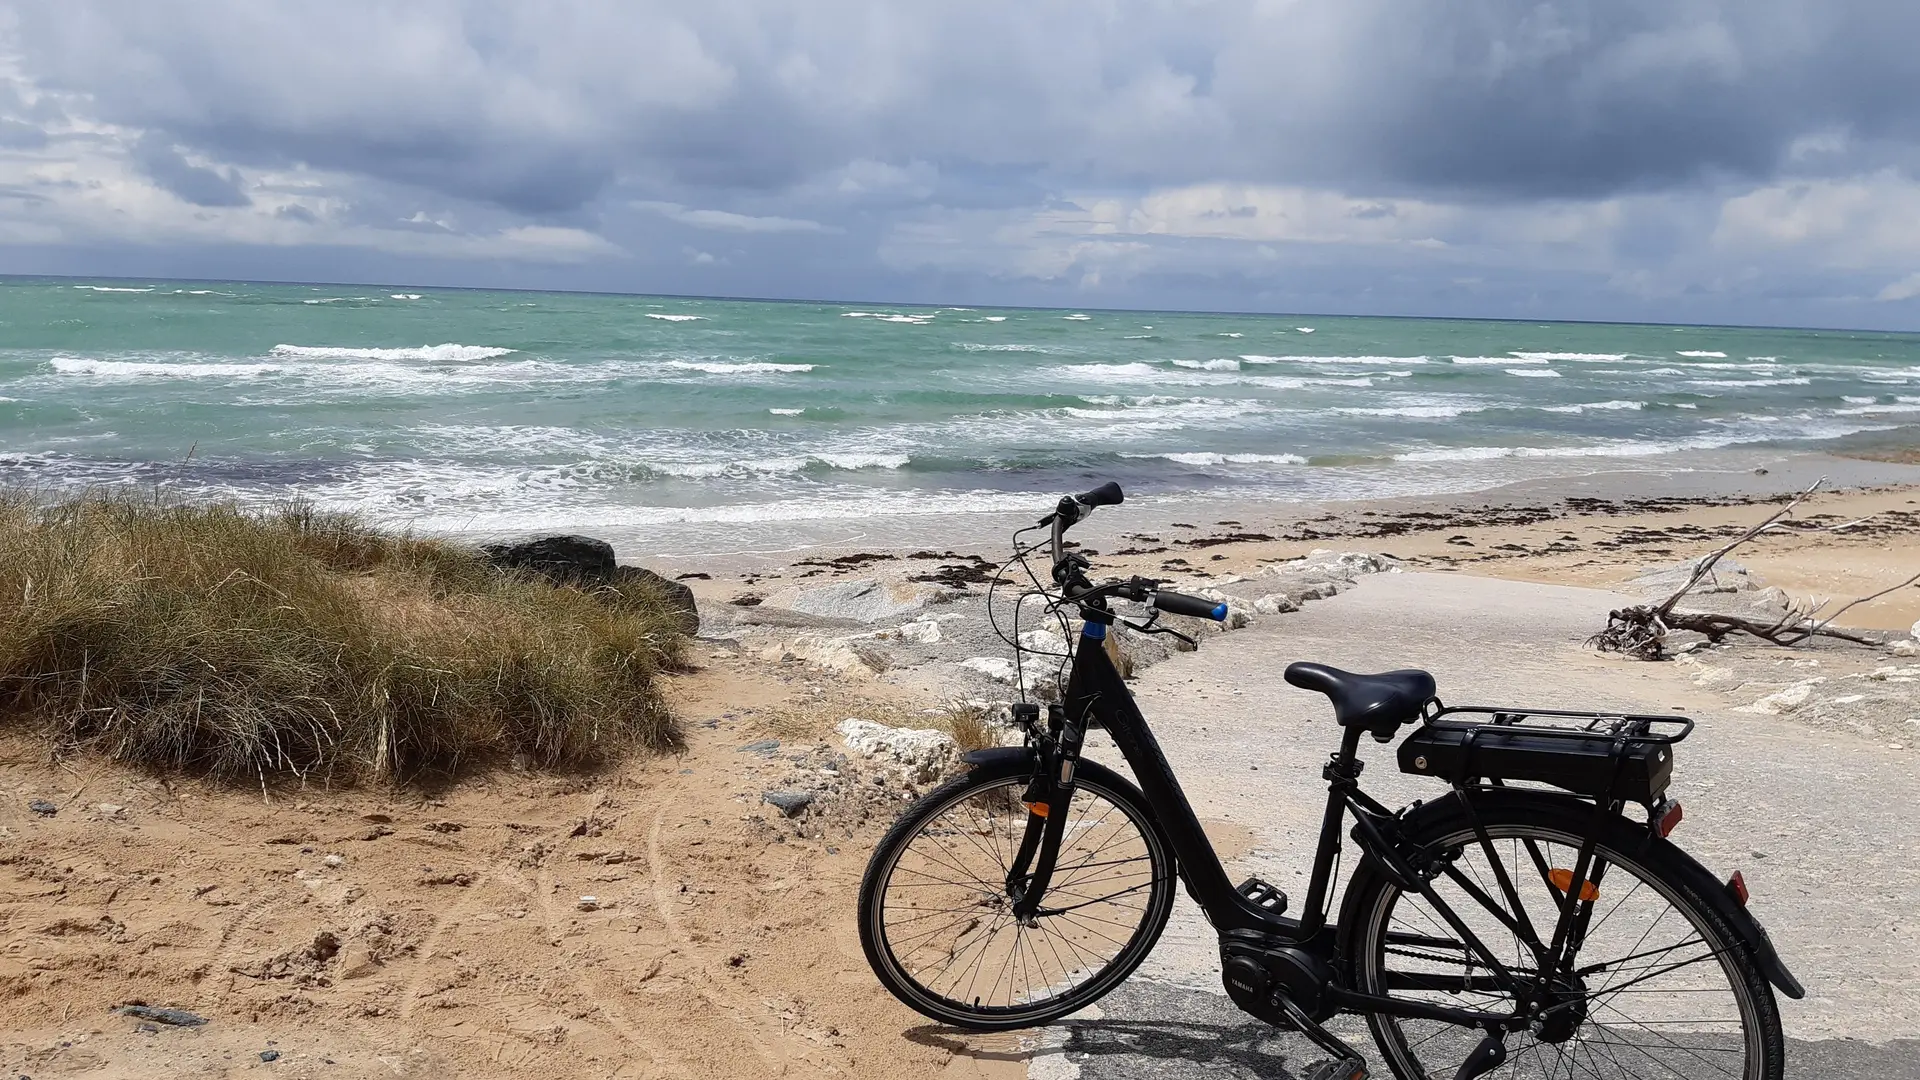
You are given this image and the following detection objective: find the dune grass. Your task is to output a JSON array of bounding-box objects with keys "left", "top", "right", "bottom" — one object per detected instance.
[{"left": 0, "top": 491, "right": 686, "bottom": 784}]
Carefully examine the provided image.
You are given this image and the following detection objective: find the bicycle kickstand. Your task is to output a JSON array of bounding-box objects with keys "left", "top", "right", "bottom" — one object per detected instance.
[{"left": 1272, "top": 995, "right": 1369, "bottom": 1080}]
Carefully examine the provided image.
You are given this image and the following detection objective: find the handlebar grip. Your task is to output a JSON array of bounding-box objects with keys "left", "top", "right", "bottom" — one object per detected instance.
[
  {"left": 1075, "top": 481, "right": 1124, "bottom": 508},
  {"left": 1152, "top": 590, "right": 1229, "bottom": 621}
]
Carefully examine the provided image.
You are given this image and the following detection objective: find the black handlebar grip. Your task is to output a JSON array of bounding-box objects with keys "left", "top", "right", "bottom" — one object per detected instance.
[
  {"left": 1076, "top": 481, "right": 1124, "bottom": 507},
  {"left": 1152, "top": 590, "right": 1229, "bottom": 621}
]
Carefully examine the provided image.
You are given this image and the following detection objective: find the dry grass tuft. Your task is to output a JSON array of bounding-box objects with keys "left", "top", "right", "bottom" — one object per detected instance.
[
  {"left": 939, "top": 702, "right": 1000, "bottom": 753},
  {"left": 0, "top": 491, "right": 687, "bottom": 784}
]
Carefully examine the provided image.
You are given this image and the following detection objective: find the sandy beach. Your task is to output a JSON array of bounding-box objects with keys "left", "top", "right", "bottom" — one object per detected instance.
[{"left": 6, "top": 461, "right": 1920, "bottom": 1079}]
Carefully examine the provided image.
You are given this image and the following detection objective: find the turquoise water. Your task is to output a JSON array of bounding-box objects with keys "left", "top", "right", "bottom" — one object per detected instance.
[{"left": 3, "top": 276, "right": 1918, "bottom": 537}]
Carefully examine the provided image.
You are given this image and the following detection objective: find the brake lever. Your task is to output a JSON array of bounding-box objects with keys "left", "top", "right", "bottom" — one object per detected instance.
[{"left": 1119, "top": 611, "right": 1197, "bottom": 649}]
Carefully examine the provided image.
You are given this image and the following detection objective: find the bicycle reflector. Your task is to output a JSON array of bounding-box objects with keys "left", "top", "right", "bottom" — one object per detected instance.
[
  {"left": 1657, "top": 801, "right": 1684, "bottom": 837},
  {"left": 1727, "top": 870, "right": 1749, "bottom": 906},
  {"left": 1548, "top": 869, "right": 1600, "bottom": 902}
]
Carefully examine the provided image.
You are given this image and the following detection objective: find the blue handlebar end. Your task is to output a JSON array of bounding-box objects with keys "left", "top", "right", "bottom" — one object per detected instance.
[{"left": 1209, "top": 602, "right": 1229, "bottom": 621}]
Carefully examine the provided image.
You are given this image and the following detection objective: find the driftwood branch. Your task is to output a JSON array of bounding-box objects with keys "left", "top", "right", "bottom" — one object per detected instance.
[{"left": 1591, "top": 477, "right": 1913, "bottom": 659}]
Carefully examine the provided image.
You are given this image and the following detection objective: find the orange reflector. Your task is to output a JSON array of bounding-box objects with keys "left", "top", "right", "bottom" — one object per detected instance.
[
  {"left": 1657, "top": 801, "right": 1684, "bottom": 837},
  {"left": 1549, "top": 868, "right": 1600, "bottom": 902},
  {"left": 1025, "top": 802, "right": 1050, "bottom": 818},
  {"left": 1728, "top": 870, "right": 1749, "bottom": 906}
]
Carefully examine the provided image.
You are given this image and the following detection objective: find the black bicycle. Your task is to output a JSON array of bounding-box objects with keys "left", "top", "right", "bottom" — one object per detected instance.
[{"left": 858, "top": 482, "right": 1803, "bottom": 1080}]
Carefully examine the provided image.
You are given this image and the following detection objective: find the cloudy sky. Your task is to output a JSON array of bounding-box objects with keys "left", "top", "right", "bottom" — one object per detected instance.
[{"left": 3, "top": 1, "right": 1919, "bottom": 328}]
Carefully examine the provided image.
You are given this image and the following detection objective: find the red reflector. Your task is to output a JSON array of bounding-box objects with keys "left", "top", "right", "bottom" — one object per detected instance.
[
  {"left": 1727, "top": 870, "right": 1749, "bottom": 906},
  {"left": 1657, "top": 801, "right": 1684, "bottom": 837}
]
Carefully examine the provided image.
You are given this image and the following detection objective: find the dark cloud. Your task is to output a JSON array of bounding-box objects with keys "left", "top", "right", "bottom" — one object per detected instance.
[{"left": 131, "top": 133, "right": 251, "bottom": 207}]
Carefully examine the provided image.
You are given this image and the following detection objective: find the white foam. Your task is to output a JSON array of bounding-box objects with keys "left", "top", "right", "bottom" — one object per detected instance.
[
  {"left": 72, "top": 285, "right": 153, "bottom": 293},
  {"left": 389, "top": 293, "right": 424, "bottom": 300},
  {"left": 953, "top": 343, "right": 1051, "bottom": 353},
  {"left": 1240, "top": 354, "right": 1428, "bottom": 365},
  {"left": 1538, "top": 400, "right": 1646, "bottom": 413},
  {"left": 1336, "top": 403, "right": 1488, "bottom": 419},
  {"left": 1677, "top": 351, "right": 1729, "bottom": 358},
  {"left": 1064, "top": 314, "right": 1092, "bottom": 320},
  {"left": 768, "top": 407, "right": 806, "bottom": 416},
  {"left": 982, "top": 316, "right": 1007, "bottom": 322},
  {"left": 646, "top": 313, "right": 706, "bottom": 322},
  {"left": 270, "top": 343, "right": 516, "bottom": 363},
  {"left": 1506, "top": 369, "right": 1563, "bottom": 378},
  {"left": 1294, "top": 327, "right": 1315, "bottom": 333},
  {"left": 1215, "top": 332, "right": 1244, "bottom": 338},
  {"left": 1453, "top": 356, "right": 1546, "bottom": 365},
  {"left": 52, "top": 357, "right": 282, "bottom": 379},
  {"left": 1123, "top": 335, "right": 1156, "bottom": 340},
  {"left": 1843, "top": 396, "right": 1877, "bottom": 404},
  {"left": 1688, "top": 377, "right": 1812, "bottom": 388},
  {"left": 1120, "top": 452, "right": 1306, "bottom": 466},
  {"left": 1834, "top": 403, "right": 1920, "bottom": 415},
  {"left": 1173, "top": 358, "right": 1241, "bottom": 371},
  {"left": 1509, "top": 352, "right": 1626, "bottom": 362},
  {"left": 663, "top": 360, "right": 815, "bottom": 375}
]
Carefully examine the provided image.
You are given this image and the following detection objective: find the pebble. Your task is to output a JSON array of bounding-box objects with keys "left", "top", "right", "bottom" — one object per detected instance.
[
  {"left": 762, "top": 791, "right": 814, "bottom": 817},
  {"left": 114, "top": 1005, "right": 208, "bottom": 1027},
  {"left": 28, "top": 799, "right": 56, "bottom": 817},
  {"left": 323, "top": 854, "right": 345, "bottom": 868},
  {"left": 738, "top": 739, "right": 781, "bottom": 755},
  {"left": 259, "top": 1050, "right": 280, "bottom": 1063},
  {"left": 577, "top": 896, "right": 602, "bottom": 911}
]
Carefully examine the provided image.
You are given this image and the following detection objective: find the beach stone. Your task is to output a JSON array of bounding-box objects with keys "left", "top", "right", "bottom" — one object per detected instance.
[
  {"left": 1017, "top": 628, "right": 1069, "bottom": 654},
  {"left": 881, "top": 619, "right": 943, "bottom": 645},
  {"left": 114, "top": 1005, "right": 207, "bottom": 1027},
  {"left": 1892, "top": 641, "right": 1919, "bottom": 657},
  {"left": 761, "top": 790, "right": 814, "bottom": 817},
  {"left": 762, "top": 634, "right": 888, "bottom": 676},
  {"left": 959, "top": 656, "right": 1020, "bottom": 684},
  {"left": 1254, "top": 593, "right": 1298, "bottom": 614},
  {"left": 259, "top": 1051, "right": 280, "bottom": 1063},
  {"left": 764, "top": 578, "right": 954, "bottom": 624},
  {"left": 27, "top": 799, "right": 56, "bottom": 816},
  {"left": 608, "top": 565, "right": 700, "bottom": 635},
  {"left": 337, "top": 943, "right": 380, "bottom": 980},
  {"left": 837, "top": 719, "right": 958, "bottom": 781},
  {"left": 483, "top": 534, "right": 616, "bottom": 583},
  {"left": 1911, "top": 619, "right": 1920, "bottom": 642},
  {"left": 738, "top": 739, "right": 781, "bottom": 754},
  {"left": 1733, "top": 679, "right": 1822, "bottom": 715}
]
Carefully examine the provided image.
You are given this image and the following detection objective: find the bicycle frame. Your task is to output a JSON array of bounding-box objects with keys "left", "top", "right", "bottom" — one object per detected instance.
[{"left": 1010, "top": 607, "right": 1544, "bottom": 1031}]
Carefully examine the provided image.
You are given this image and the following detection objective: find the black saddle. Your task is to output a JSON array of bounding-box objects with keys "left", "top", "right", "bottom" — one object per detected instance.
[{"left": 1284, "top": 662, "right": 1436, "bottom": 741}]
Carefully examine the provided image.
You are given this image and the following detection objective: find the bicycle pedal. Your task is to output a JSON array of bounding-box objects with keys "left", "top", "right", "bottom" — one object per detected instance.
[
  {"left": 1303, "top": 1057, "right": 1368, "bottom": 1080},
  {"left": 1236, "top": 876, "right": 1289, "bottom": 915}
]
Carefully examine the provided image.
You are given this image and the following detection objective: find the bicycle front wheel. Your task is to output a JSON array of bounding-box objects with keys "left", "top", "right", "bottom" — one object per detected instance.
[
  {"left": 857, "top": 756, "right": 1175, "bottom": 1030},
  {"left": 1341, "top": 793, "right": 1784, "bottom": 1080}
]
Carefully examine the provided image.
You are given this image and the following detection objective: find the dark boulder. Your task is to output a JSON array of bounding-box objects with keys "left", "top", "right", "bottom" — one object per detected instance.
[
  {"left": 482, "top": 535, "right": 699, "bottom": 635},
  {"left": 481, "top": 535, "right": 616, "bottom": 586}
]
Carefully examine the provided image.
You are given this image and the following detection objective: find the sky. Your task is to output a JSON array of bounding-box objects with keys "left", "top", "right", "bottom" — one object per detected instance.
[{"left": 3, "top": 1, "right": 1920, "bottom": 329}]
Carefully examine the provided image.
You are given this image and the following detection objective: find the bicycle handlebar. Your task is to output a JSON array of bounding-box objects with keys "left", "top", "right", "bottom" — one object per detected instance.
[{"left": 1151, "top": 590, "right": 1229, "bottom": 622}]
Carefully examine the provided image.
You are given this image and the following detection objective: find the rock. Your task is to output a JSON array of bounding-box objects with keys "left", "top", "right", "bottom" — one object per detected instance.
[
  {"left": 337, "top": 943, "right": 380, "bottom": 980},
  {"left": 885, "top": 619, "right": 943, "bottom": 645},
  {"left": 608, "top": 565, "right": 700, "bottom": 635},
  {"left": 761, "top": 634, "right": 888, "bottom": 676},
  {"left": 481, "top": 535, "right": 699, "bottom": 634},
  {"left": 1017, "top": 629, "right": 1069, "bottom": 654},
  {"left": 94, "top": 803, "right": 125, "bottom": 817},
  {"left": 1254, "top": 593, "right": 1297, "bottom": 614},
  {"left": 1892, "top": 640, "right": 1919, "bottom": 658},
  {"left": 1912, "top": 619, "right": 1920, "bottom": 642},
  {"left": 260, "top": 1051, "right": 280, "bottom": 1063},
  {"left": 761, "top": 790, "right": 814, "bottom": 817},
  {"left": 959, "top": 657, "right": 1019, "bottom": 684},
  {"left": 764, "top": 578, "right": 954, "bottom": 624},
  {"left": 483, "top": 534, "right": 617, "bottom": 584},
  {"left": 1632, "top": 557, "right": 1756, "bottom": 598},
  {"left": 114, "top": 1005, "right": 208, "bottom": 1027},
  {"left": 322, "top": 853, "right": 345, "bottom": 868},
  {"left": 837, "top": 719, "right": 958, "bottom": 780},
  {"left": 1733, "top": 679, "right": 1822, "bottom": 715},
  {"left": 577, "top": 896, "right": 602, "bottom": 911},
  {"left": 737, "top": 739, "right": 781, "bottom": 754},
  {"left": 27, "top": 799, "right": 56, "bottom": 816}
]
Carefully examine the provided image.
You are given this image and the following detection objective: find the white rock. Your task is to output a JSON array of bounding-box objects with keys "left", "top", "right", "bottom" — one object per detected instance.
[
  {"left": 889, "top": 620, "right": 943, "bottom": 645},
  {"left": 1891, "top": 640, "right": 1919, "bottom": 658},
  {"left": 1018, "top": 629, "right": 1070, "bottom": 654},
  {"left": 1254, "top": 593, "right": 1298, "bottom": 615},
  {"left": 837, "top": 719, "right": 958, "bottom": 776},
  {"left": 578, "top": 896, "right": 602, "bottom": 911},
  {"left": 761, "top": 635, "right": 887, "bottom": 676},
  {"left": 323, "top": 854, "right": 345, "bottom": 868},
  {"left": 1732, "top": 679, "right": 1823, "bottom": 715},
  {"left": 959, "top": 657, "right": 1020, "bottom": 684},
  {"left": 763, "top": 578, "right": 955, "bottom": 624},
  {"left": 1911, "top": 619, "right": 1920, "bottom": 642}
]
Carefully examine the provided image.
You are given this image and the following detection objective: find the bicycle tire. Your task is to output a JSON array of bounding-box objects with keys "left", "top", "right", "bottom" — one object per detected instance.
[
  {"left": 1339, "top": 789, "right": 1785, "bottom": 1080},
  {"left": 858, "top": 754, "right": 1176, "bottom": 1031}
]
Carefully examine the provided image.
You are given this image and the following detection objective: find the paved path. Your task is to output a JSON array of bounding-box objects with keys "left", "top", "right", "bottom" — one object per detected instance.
[{"left": 1037, "top": 572, "right": 1920, "bottom": 1078}]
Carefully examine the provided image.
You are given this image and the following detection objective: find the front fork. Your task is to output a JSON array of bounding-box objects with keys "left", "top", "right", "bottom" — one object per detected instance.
[{"left": 1008, "top": 702, "right": 1084, "bottom": 920}]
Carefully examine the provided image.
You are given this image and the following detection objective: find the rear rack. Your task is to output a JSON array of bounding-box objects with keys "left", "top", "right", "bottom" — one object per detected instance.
[
  {"left": 1400, "top": 701, "right": 1694, "bottom": 804},
  {"left": 1420, "top": 702, "right": 1694, "bottom": 745}
]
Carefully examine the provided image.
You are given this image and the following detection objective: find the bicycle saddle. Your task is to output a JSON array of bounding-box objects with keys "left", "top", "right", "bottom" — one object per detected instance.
[{"left": 1284, "top": 662, "right": 1436, "bottom": 741}]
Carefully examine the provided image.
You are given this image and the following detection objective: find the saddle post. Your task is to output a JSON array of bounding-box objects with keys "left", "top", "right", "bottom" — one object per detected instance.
[{"left": 1296, "top": 723, "right": 1366, "bottom": 938}]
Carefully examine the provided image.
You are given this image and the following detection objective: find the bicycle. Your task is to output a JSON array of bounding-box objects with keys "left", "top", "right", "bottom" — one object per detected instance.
[{"left": 857, "top": 481, "right": 1804, "bottom": 1080}]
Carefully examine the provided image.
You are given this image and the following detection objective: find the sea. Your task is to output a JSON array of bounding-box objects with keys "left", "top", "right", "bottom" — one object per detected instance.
[{"left": 4, "top": 277, "right": 1919, "bottom": 553}]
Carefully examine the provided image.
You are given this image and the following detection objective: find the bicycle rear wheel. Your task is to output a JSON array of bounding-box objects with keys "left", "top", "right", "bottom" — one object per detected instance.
[
  {"left": 858, "top": 756, "right": 1175, "bottom": 1030},
  {"left": 1341, "top": 793, "right": 1784, "bottom": 1080}
]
